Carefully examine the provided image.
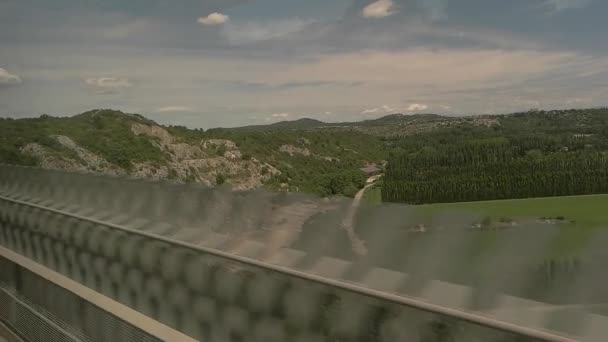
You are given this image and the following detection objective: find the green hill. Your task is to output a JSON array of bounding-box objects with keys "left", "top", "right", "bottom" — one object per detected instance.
[
  {"left": 0, "top": 109, "right": 387, "bottom": 196},
  {"left": 2, "top": 107, "right": 608, "bottom": 199}
]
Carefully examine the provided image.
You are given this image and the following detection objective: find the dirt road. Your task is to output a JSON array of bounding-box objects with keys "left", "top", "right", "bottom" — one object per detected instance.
[{"left": 341, "top": 175, "right": 381, "bottom": 256}]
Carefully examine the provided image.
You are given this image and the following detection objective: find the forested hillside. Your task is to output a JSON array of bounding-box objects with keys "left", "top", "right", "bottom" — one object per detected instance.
[
  {"left": 0, "top": 109, "right": 386, "bottom": 197},
  {"left": 3, "top": 107, "right": 608, "bottom": 201},
  {"left": 383, "top": 108, "right": 608, "bottom": 204}
]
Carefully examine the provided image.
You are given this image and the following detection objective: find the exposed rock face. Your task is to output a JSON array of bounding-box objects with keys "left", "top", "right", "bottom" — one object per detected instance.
[
  {"left": 298, "top": 137, "right": 311, "bottom": 145},
  {"left": 203, "top": 139, "right": 238, "bottom": 150},
  {"left": 21, "top": 136, "right": 124, "bottom": 176},
  {"left": 129, "top": 123, "right": 281, "bottom": 190},
  {"left": 131, "top": 123, "right": 174, "bottom": 144},
  {"left": 131, "top": 162, "right": 170, "bottom": 181},
  {"left": 21, "top": 123, "right": 281, "bottom": 191},
  {"left": 131, "top": 123, "right": 207, "bottom": 162},
  {"left": 53, "top": 135, "right": 124, "bottom": 175},
  {"left": 279, "top": 144, "right": 311, "bottom": 157},
  {"left": 21, "top": 143, "right": 87, "bottom": 172},
  {"left": 223, "top": 150, "right": 242, "bottom": 161},
  {"left": 472, "top": 116, "right": 501, "bottom": 127}
]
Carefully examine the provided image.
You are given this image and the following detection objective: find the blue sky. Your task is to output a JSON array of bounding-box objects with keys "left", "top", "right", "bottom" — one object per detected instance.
[{"left": 1, "top": 0, "right": 607, "bottom": 128}]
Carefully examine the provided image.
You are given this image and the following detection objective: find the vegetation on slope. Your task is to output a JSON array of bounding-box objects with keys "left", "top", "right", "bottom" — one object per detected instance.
[
  {"left": 3, "top": 107, "right": 608, "bottom": 200},
  {"left": 203, "top": 129, "right": 387, "bottom": 196},
  {"left": 383, "top": 108, "right": 608, "bottom": 204},
  {"left": 0, "top": 109, "right": 165, "bottom": 170},
  {"left": 0, "top": 109, "right": 387, "bottom": 197}
]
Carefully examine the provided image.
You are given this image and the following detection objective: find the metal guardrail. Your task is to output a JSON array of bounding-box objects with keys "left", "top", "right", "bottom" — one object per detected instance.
[
  {"left": 0, "top": 285, "right": 81, "bottom": 342},
  {"left": 0, "top": 250, "right": 187, "bottom": 342},
  {"left": 1, "top": 164, "right": 608, "bottom": 341},
  {"left": 0, "top": 193, "right": 578, "bottom": 342}
]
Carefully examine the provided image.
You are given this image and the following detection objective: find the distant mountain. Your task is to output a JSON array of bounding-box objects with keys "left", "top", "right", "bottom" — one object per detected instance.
[
  {"left": 224, "top": 108, "right": 608, "bottom": 137},
  {"left": 232, "top": 118, "right": 327, "bottom": 131},
  {"left": 353, "top": 113, "right": 448, "bottom": 127},
  {"left": 225, "top": 113, "right": 448, "bottom": 132}
]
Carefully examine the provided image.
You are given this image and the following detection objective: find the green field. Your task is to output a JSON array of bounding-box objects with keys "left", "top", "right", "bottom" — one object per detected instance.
[
  {"left": 415, "top": 194, "right": 608, "bottom": 228},
  {"left": 363, "top": 193, "right": 608, "bottom": 256},
  {"left": 362, "top": 185, "right": 383, "bottom": 205}
]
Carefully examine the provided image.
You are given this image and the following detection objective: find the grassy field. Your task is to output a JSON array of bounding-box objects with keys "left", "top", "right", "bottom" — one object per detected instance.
[
  {"left": 414, "top": 194, "right": 608, "bottom": 228},
  {"left": 362, "top": 193, "right": 608, "bottom": 256},
  {"left": 362, "top": 185, "right": 382, "bottom": 205},
  {"left": 415, "top": 195, "right": 608, "bottom": 256}
]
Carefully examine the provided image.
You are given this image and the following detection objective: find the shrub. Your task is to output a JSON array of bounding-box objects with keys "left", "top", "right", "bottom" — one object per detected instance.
[
  {"left": 481, "top": 216, "right": 493, "bottom": 227},
  {"left": 216, "top": 145, "right": 227, "bottom": 156},
  {"left": 216, "top": 173, "right": 227, "bottom": 185}
]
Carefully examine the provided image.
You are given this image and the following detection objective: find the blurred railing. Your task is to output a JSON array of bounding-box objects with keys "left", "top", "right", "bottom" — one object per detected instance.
[{"left": 1, "top": 164, "right": 608, "bottom": 341}]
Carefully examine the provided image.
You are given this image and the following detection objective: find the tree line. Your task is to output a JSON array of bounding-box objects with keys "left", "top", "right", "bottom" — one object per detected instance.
[{"left": 383, "top": 128, "right": 608, "bottom": 204}]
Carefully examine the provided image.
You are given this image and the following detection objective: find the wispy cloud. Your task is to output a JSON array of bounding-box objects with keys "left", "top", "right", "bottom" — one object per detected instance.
[
  {"left": 545, "top": 0, "right": 591, "bottom": 11},
  {"left": 84, "top": 77, "right": 132, "bottom": 94},
  {"left": 0, "top": 68, "right": 22, "bottom": 86},
  {"left": 265, "top": 112, "right": 290, "bottom": 122},
  {"left": 2, "top": 0, "right": 608, "bottom": 127},
  {"left": 156, "top": 106, "right": 194, "bottom": 113},
  {"left": 362, "top": 0, "right": 398, "bottom": 18},
  {"left": 362, "top": 104, "right": 396, "bottom": 114},
  {"left": 198, "top": 12, "right": 229, "bottom": 26},
  {"left": 406, "top": 103, "right": 428, "bottom": 111},
  {"left": 221, "top": 18, "right": 313, "bottom": 44}
]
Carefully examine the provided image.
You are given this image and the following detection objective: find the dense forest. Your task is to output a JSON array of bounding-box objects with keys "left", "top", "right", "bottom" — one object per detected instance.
[
  {"left": 383, "top": 109, "right": 608, "bottom": 204},
  {"left": 3, "top": 107, "right": 608, "bottom": 201}
]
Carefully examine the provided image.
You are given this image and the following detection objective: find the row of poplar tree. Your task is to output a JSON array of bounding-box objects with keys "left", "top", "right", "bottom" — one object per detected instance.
[{"left": 382, "top": 131, "right": 608, "bottom": 204}]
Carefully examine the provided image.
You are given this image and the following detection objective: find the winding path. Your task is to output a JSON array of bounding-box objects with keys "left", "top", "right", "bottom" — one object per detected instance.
[{"left": 341, "top": 175, "right": 382, "bottom": 256}]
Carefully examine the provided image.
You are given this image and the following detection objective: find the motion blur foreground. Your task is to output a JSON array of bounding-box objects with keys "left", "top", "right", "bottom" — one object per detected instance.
[{"left": 1, "top": 164, "right": 608, "bottom": 342}]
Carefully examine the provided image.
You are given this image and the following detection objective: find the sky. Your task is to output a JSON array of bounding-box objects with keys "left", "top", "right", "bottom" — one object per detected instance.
[{"left": 1, "top": 0, "right": 607, "bottom": 128}]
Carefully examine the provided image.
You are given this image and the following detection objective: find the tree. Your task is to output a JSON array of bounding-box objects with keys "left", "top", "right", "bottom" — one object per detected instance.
[
  {"left": 343, "top": 184, "right": 359, "bottom": 198},
  {"left": 216, "top": 145, "right": 227, "bottom": 156}
]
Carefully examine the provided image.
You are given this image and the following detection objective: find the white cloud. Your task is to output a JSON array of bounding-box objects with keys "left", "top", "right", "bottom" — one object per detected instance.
[
  {"left": 545, "top": 0, "right": 591, "bottom": 11},
  {"left": 405, "top": 103, "right": 428, "bottom": 111},
  {"left": 362, "top": 108, "right": 379, "bottom": 114},
  {"left": 198, "top": 12, "right": 229, "bottom": 26},
  {"left": 85, "top": 77, "right": 132, "bottom": 94},
  {"left": 382, "top": 104, "right": 396, "bottom": 112},
  {"left": 222, "top": 18, "right": 312, "bottom": 44},
  {"left": 266, "top": 49, "right": 581, "bottom": 95},
  {"left": 156, "top": 106, "right": 194, "bottom": 113},
  {"left": 265, "top": 112, "right": 291, "bottom": 122},
  {"left": 11, "top": 42, "right": 607, "bottom": 126},
  {"left": 0, "top": 68, "right": 22, "bottom": 86},
  {"left": 362, "top": 0, "right": 397, "bottom": 18},
  {"left": 362, "top": 104, "right": 397, "bottom": 114}
]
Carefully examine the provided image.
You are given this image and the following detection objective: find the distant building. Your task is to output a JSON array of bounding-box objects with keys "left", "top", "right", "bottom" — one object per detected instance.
[{"left": 360, "top": 164, "right": 382, "bottom": 176}]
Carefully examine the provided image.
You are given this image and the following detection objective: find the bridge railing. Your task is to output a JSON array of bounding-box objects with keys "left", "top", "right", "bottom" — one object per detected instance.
[{"left": 1, "top": 164, "right": 608, "bottom": 341}]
